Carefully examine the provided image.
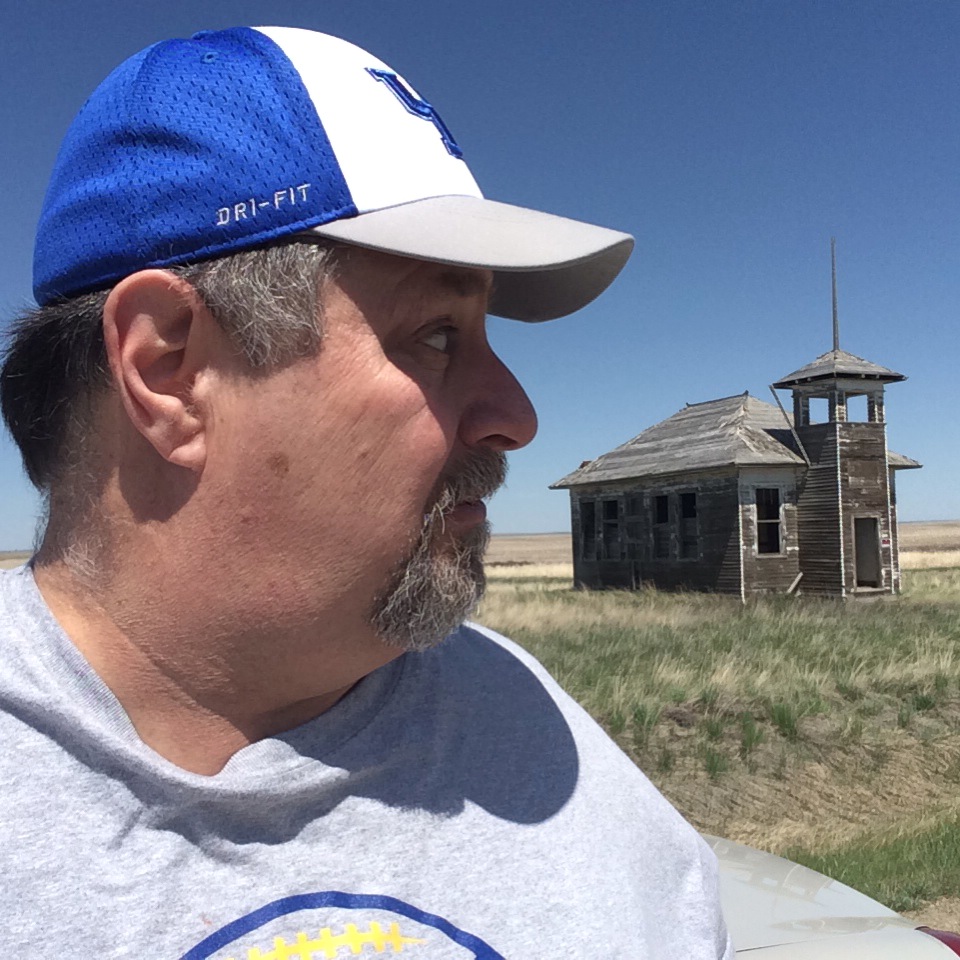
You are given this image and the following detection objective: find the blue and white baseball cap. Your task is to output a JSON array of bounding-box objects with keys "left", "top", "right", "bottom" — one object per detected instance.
[{"left": 33, "top": 26, "right": 633, "bottom": 321}]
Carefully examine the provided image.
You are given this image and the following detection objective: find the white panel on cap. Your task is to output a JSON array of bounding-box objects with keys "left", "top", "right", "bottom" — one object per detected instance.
[{"left": 256, "top": 27, "right": 482, "bottom": 213}]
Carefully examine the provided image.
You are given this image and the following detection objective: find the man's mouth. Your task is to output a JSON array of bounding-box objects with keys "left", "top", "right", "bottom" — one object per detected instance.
[
  {"left": 426, "top": 449, "right": 507, "bottom": 530},
  {"left": 444, "top": 499, "right": 487, "bottom": 527}
]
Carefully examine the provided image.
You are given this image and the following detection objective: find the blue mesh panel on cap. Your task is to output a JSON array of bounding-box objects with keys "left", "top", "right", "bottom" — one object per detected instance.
[{"left": 34, "top": 27, "right": 356, "bottom": 305}]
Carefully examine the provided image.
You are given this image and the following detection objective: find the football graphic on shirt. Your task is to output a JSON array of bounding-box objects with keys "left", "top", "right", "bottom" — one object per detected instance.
[{"left": 180, "top": 892, "right": 505, "bottom": 959}]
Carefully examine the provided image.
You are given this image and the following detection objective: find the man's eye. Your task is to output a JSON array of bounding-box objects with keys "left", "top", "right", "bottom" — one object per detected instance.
[{"left": 421, "top": 325, "right": 457, "bottom": 353}]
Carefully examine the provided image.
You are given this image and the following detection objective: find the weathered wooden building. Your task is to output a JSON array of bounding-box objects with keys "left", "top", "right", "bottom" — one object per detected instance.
[{"left": 551, "top": 348, "right": 920, "bottom": 599}]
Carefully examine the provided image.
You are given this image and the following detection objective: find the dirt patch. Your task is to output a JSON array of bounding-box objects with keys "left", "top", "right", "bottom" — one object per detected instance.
[{"left": 905, "top": 897, "right": 960, "bottom": 932}]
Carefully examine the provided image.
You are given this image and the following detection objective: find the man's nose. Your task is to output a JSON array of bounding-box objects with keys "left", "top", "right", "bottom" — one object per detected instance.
[{"left": 458, "top": 349, "right": 538, "bottom": 452}]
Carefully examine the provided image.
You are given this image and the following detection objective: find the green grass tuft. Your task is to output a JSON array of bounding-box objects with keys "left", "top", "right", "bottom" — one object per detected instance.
[
  {"left": 769, "top": 702, "right": 800, "bottom": 741},
  {"left": 703, "top": 717, "right": 725, "bottom": 741},
  {"left": 656, "top": 746, "right": 675, "bottom": 774},
  {"left": 912, "top": 692, "right": 936, "bottom": 712},
  {"left": 607, "top": 710, "right": 626, "bottom": 736},
  {"left": 703, "top": 746, "right": 729, "bottom": 780},
  {"left": 738, "top": 712, "right": 764, "bottom": 758},
  {"left": 897, "top": 701, "right": 914, "bottom": 728},
  {"left": 631, "top": 703, "right": 660, "bottom": 749},
  {"left": 699, "top": 685, "right": 720, "bottom": 710}
]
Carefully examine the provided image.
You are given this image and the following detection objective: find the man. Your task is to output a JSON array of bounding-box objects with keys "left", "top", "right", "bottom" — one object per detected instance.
[{"left": 0, "top": 27, "right": 732, "bottom": 959}]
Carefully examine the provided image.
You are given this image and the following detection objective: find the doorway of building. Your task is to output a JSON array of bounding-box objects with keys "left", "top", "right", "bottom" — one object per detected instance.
[{"left": 854, "top": 517, "right": 882, "bottom": 588}]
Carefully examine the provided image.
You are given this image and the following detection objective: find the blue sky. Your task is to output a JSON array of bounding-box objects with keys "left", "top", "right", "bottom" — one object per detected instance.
[{"left": 1, "top": 0, "right": 957, "bottom": 548}]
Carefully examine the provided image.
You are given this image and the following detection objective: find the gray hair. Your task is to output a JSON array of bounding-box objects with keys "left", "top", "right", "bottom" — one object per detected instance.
[{"left": 1, "top": 240, "right": 340, "bottom": 555}]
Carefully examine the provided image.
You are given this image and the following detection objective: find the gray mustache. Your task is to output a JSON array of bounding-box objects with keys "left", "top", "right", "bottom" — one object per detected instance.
[{"left": 433, "top": 449, "right": 508, "bottom": 514}]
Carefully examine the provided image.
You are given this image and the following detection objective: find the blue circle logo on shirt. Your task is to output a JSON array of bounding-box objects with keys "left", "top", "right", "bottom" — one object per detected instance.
[{"left": 180, "top": 891, "right": 505, "bottom": 959}]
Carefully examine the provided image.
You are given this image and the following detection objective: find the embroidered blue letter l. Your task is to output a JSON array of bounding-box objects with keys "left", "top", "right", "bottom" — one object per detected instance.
[{"left": 366, "top": 69, "right": 464, "bottom": 159}]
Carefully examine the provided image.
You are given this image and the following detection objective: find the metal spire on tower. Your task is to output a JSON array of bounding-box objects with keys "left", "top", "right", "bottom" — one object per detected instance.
[{"left": 831, "top": 237, "right": 840, "bottom": 352}]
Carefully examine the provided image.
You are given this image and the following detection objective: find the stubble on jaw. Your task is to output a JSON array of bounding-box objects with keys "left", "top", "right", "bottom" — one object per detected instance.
[{"left": 371, "top": 449, "right": 507, "bottom": 653}]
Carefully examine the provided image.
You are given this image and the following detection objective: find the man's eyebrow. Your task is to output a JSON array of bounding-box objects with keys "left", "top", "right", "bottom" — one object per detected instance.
[{"left": 434, "top": 269, "right": 492, "bottom": 298}]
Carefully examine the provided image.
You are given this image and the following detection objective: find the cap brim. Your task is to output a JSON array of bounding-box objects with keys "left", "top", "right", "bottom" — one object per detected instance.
[{"left": 301, "top": 195, "right": 633, "bottom": 322}]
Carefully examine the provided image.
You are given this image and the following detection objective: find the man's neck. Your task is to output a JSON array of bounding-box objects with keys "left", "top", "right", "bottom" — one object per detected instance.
[{"left": 32, "top": 558, "right": 396, "bottom": 776}]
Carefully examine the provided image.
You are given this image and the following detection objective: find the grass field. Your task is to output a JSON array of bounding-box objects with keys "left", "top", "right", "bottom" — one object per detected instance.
[{"left": 480, "top": 521, "right": 960, "bottom": 927}]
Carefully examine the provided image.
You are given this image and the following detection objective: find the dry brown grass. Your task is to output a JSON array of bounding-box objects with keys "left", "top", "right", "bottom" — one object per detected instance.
[
  {"left": 899, "top": 520, "right": 960, "bottom": 552},
  {"left": 485, "top": 562, "right": 573, "bottom": 580},
  {"left": 901, "top": 549, "right": 960, "bottom": 569},
  {"left": 484, "top": 533, "right": 571, "bottom": 565}
]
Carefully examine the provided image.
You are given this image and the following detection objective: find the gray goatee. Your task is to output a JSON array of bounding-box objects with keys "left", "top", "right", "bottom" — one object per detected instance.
[{"left": 372, "top": 449, "right": 507, "bottom": 652}]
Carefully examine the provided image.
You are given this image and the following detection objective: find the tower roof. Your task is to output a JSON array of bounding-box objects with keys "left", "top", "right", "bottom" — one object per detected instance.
[{"left": 773, "top": 348, "right": 905, "bottom": 389}]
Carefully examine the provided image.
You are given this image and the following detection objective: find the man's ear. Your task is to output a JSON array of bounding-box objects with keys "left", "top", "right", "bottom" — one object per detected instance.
[{"left": 102, "top": 270, "right": 219, "bottom": 472}]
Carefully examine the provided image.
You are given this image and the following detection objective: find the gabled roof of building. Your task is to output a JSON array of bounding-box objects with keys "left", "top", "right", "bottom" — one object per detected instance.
[
  {"left": 551, "top": 392, "right": 920, "bottom": 489},
  {"left": 773, "top": 348, "right": 905, "bottom": 388},
  {"left": 551, "top": 394, "right": 803, "bottom": 488}
]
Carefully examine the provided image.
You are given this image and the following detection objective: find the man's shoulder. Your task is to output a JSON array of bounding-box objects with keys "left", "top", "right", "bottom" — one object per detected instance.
[
  {"left": 415, "top": 621, "right": 651, "bottom": 784},
  {"left": 450, "top": 620, "right": 558, "bottom": 680},
  {"left": 427, "top": 620, "right": 578, "bottom": 714}
]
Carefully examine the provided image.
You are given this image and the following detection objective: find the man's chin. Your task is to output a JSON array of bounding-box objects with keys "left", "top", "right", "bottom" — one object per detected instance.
[
  {"left": 372, "top": 446, "right": 503, "bottom": 652},
  {"left": 370, "top": 519, "right": 490, "bottom": 654}
]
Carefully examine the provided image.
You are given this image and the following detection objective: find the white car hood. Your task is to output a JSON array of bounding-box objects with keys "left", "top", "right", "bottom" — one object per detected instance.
[{"left": 705, "top": 835, "right": 926, "bottom": 952}]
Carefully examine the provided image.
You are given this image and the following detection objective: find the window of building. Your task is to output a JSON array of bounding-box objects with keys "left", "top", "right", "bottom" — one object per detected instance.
[
  {"left": 601, "top": 498, "right": 620, "bottom": 559},
  {"left": 679, "top": 492, "right": 698, "bottom": 559},
  {"left": 808, "top": 397, "right": 829, "bottom": 424},
  {"left": 652, "top": 494, "right": 670, "bottom": 559},
  {"left": 580, "top": 500, "right": 596, "bottom": 559},
  {"left": 756, "top": 488, "right": 782, "bottom": 554},
  {"left": 845, "top": 394, "right": 868, "bottom": 422}
]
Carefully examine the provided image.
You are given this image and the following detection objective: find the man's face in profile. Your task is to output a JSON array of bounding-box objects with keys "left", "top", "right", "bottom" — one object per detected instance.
[{"left": 200, "top": 247, "right": 537, "bottom": 652}]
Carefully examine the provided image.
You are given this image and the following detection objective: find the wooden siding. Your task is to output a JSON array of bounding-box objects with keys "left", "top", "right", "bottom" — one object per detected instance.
[
  {"left": 889, "top": 469, "right": 901, "bottom": 592},
  {"left": 794, "top": 423, "right": 844, "bottom": 596},
  {"left": 837, "top": 422, "right": 895, "bottom": 594},
  {"left": 568, "top": 470, "right": 742, "bottom": 594},
  {"left": 793, "top": 421, "right": 898, "bottom": 596}
]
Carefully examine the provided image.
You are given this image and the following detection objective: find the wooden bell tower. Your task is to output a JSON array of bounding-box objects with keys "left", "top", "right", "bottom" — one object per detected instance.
[{"left": 772, "top": 240, "right": 908, "bottom": 596}]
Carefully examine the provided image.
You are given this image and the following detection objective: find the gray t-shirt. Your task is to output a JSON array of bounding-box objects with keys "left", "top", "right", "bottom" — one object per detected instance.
[{"left": 0, "top": 565, "right": 732, "bottom": 958}]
